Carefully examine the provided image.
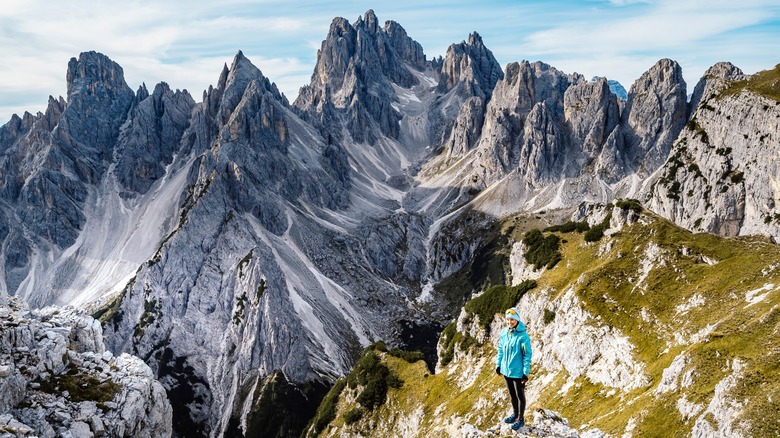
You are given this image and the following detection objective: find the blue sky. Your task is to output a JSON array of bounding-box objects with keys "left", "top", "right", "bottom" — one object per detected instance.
[{"left": 1, "top": 0, "right": 779, "bottom": 124}]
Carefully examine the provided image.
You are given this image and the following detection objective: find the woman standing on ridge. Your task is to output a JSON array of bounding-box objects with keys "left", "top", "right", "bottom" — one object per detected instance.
[{"left": 496, "top": 307, "right": 533, "bottom": 431}]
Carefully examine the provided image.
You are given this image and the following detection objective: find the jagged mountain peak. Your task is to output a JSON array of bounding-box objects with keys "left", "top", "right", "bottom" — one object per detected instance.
[
  {"left": 628, "top": 58, "right": 685, "bottom": 95},
  {"left": 467, "top": 31, "right": 484, "bottom": 46},
  {"left": 437, "top": 30, "right": 503, "bottom": 100},
  {"left": 689, "top": 61, "right": 746, "bottom": 110},
  {"left": 354, "top": 9, "right": 379, "bottom": 33},
  {"left": 622, "top": 57, "right": 688, "bottom": 173},
  {"left": 226, "top": 50, "right": 283, "bottom": 100},
  {"left": 66, "top": 51, "right": 130, "bottom": 100}
]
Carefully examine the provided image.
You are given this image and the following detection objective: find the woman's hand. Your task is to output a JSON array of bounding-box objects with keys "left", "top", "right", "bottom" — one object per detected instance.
[
  {"left": 520, "top": 375, "right": 528, "bottom": 384},
  {"left": 495, "top": 367, "right": 501, "bottom": 375}
]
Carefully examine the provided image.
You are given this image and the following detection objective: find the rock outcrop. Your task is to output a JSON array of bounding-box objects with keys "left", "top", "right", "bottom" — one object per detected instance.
[
  {"left": 0, "top": 298, "right": 171, "bottom": 437},
  {"left": 648, "top": 63, "right": 780, "bottom": 238},
  {"left": 621, "top": 58, "right": 688, "bottom": 174}
]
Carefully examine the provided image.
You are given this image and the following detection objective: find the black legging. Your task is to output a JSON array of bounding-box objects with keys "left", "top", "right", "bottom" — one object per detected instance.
[{"left": 504, "top": 376, "right": 526, "bottom": 420}]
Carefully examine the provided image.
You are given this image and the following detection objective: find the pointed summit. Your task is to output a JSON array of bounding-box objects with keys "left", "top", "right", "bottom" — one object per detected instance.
[
  {"left": 438, "top": 31, "right": 503, "bottom": 100},
  {"left": 66, "top": 51, "right": 132, "bottom": 101}
]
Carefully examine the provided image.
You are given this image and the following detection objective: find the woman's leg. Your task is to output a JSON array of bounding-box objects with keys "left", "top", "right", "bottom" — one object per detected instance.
[
  {"left": 503, "top": 376, "right": 519, "bottom": 417},
  {"left": 517, "top": 379, "right": 526, "bottom": 421}
]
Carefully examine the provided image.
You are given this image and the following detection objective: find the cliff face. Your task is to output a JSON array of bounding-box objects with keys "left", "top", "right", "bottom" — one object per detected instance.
[
  {"left": 648, "top": 63, "right": 780, "bottom": 238},
  {"left": 0, "top": 298, "right": 171, "bottom": 437}
]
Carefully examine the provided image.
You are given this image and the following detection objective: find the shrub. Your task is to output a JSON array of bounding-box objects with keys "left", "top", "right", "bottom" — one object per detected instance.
[
  {"left": 544, "top": 220, "right": 590, "bottom": 233},
  {"left": 615, "top": 199, "right": 643, "bottom": 213},
  {"left": 543, "top": 309, "right": 556, "bottom": 325},
  {"left": 308, "top": 378, "right": 346, "bottom": 436},
  {"left": 465, "top": 280, "right": 538, "bottom": 331},
  {"left": 523, "top": 229, "right": 562, "bottom": 270},
  {"left": 344, "top": 408, "right": 363, "bottom": 425},
  {"left": 388, "top": 348, "right": 425, "bottom": 364},
  {"left": 584, "top": 210, "right": 613, "bottom": 243},
  {"left": 730, "top": 171, "right": 744, "bottom": 184},
  {"left": 348, "top": 350, "right": 403, "bottom": 411}
]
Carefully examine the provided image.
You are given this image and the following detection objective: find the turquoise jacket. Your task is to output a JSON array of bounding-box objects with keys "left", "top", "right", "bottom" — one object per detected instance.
[{"left": 496, "top": 320, "right": 532, "bottom": 378}]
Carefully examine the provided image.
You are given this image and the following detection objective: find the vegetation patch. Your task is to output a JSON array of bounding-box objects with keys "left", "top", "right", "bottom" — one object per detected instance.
[
  {"left": 133, "top": 297, "right": 161, "bottom": 341},
  {"left": 544, "top": 220, "right": 590, "bottom": 233},
  {"left": 305, "top": 378, "right": 347, "bottom": 437},
  {"left": 583, "top": 210, "right": 612, "bottom": 242},
  {"left": 615, "top": 198, "right": 643, "bottom": 213},
  {"left": 343, "top": 408, "right": 363, "bottom": 425},
  {"left": 721, "top": 63, "right": 780, "bottom": 101},
  {"left": 241, "top": 371, "right": 330, "bottom": 438},
  {"left": 388, "top": 347, "right": 425, "bottom": 364},
  {"left": 232, "top": 292, "right": 248, "bottom": 324},
  {"left": 464, "top": 281, "right": 537, "bottom": 332},
  {"left": 92, "top": 288, "right": 128, "bottom": 331},
  {"left": 439, "top": 323, "right": 480, "bottom": 367},
  {"left": 347, "top": 347, "right": 404, "bottom": 411},
  {"left": 543, "top": 309, "right": 556, "bottom": 325},
  {"left": 237, "top": 249, "right": 253, "bottom": 278},
  {"left": 38, "top": 364, "right": 121, "bottom": 404},
  {"left": 523, "top": 229, "right": 562, "bottom": 269}
]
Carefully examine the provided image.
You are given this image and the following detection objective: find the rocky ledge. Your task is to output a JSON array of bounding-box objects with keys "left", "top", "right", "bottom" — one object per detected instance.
[{"left": 0, "top": 298, "right": 171, "bottom": 438}]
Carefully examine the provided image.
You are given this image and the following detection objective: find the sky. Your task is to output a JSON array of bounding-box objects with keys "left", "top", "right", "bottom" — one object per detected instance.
[{"left": 1, "top": 0, "right": 779, "bottom": 124}]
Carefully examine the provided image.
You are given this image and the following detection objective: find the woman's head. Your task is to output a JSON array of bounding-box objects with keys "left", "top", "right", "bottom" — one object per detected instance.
[{"left": 505, "top": 307, "right": 521, "bottom": 328}]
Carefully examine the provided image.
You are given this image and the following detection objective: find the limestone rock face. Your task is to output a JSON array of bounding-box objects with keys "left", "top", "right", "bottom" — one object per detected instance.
[
  {"left": 437, "top": 32, "right": 503, "bottom": 102},
  {"left": 471, "top": 61, "right": 580, "bottom": 186},
  {"left": 689, "top": 62, "right": 745, "bottom": 112},
  {"left": 115, "top": 82, "right": 196, "bottom": 194},
  {"left": 564, "top": 78, "right": 620, "bottom": 158},
  {"left": 0, "top": 298, "right": 171, "bottom": 438},
  {"left": 648, "top": 65, "right": 780, "bottom": 239},
  {"left": 445, "top": 96, "right": 485, "bottom": 157},
  {"left": 294, "top": 10, "right": 424, "bottom": 144},
  {"left": 622, "top": 58, "right": 688, "bottom": 174}
]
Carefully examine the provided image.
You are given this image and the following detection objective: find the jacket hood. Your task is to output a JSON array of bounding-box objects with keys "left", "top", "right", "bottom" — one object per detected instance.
[{"left": 512, "top": 320, "right": 527, "bottom": 332}]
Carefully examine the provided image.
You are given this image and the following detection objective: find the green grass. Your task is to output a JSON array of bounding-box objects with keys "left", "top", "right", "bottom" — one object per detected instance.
[
  {"left": 38, "top": 364, "right": 121, "bottom": 404},
  {"left": 721, "top": 63, "right": 780, "bottom": 101}
]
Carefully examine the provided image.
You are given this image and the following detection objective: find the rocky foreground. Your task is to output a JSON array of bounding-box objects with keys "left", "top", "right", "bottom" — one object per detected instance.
[{"left": 0, "top": 298, "right": 171, "bottom": 438}]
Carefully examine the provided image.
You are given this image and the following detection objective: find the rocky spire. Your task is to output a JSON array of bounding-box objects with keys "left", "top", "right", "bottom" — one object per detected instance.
[
  {"left": 114, "top": 82, "right": 195, "bottom": 194},
  {"left": 294, "top": 10, "right": 426, "bottom": 144},
  {"left": 437, "top": 32, "right": 504, "bottom": 101},
  {"left": 622, "top": 58, "right": 688, "bottom": 173},
  {"left": 383, "top": 20, "right": 426, "bottom": 70},
  {"left": 465, "top": 60, "right": 578, "bottom": 184},
  {"left": 564, "top": 77, "right": 620, "bottom": 157}
]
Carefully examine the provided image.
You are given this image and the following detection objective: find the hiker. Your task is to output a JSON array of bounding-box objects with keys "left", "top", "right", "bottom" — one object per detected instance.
[{"left": 496, "top": 306, "right": 532, "bottom": 431}]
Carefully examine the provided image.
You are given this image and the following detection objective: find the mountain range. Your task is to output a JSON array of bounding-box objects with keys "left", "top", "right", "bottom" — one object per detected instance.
[{"left": 1, "top": 9, "right": 778, "bottom": 438}]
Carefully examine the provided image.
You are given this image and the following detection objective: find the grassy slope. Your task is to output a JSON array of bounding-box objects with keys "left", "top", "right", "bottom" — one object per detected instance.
[
  {"left": 721, "top": 63, "right": 780, "bottom": 102},
  {"left": 313, "top": 211, "right": 780, "bottom": 437}
]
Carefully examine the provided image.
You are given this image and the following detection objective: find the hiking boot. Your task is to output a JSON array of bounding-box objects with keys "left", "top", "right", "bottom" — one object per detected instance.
[
  {"left": 511, "top": 419, "right": 525, "bottom": 430},
  {"left": 503, "top": 414, "right": 517, "bottom": 424}
]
